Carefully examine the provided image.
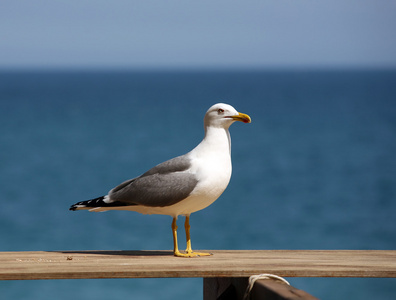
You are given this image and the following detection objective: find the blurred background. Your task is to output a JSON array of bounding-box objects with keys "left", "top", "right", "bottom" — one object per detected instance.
[{"left": 1, "top": 1, "right": 395, "bottom": 299}]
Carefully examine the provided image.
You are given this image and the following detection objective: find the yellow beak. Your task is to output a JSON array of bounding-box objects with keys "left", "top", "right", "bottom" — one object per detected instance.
[{"left": 229, "top": 112, "right": 251, "bottom": 123}]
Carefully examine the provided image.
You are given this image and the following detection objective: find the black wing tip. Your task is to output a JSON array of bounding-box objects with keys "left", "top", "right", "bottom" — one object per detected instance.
[
  {"left": 69, "top": 196, "right": 133, "bottom": 211},
  {"left": 69, "top": 202, "right": 85, "bottom": 211},
  {"left": 69, "top": 196, "right": 105, "bottom": 211}
]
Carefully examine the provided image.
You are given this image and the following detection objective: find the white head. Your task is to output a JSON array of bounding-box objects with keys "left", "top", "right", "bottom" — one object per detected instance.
[{"left": 204, "top": 103, "right": 251, "bottom": 129}]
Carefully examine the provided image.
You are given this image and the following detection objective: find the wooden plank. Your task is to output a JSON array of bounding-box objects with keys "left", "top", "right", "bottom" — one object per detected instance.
[{"left": 0, "top": 250, "right": 395, "bottom": 280}]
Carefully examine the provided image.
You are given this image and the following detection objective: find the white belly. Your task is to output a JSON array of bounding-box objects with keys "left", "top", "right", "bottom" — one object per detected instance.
[{"left": 91, "top": 159, "right": 232, "bottom": 217}]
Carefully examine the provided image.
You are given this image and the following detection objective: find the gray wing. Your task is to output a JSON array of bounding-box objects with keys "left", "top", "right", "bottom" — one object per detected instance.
[{"left": 109, "top": 155, "right": 198, "bottom": 207}]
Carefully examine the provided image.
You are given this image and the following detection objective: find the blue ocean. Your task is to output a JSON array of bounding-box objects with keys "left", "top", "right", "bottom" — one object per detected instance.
[{"left": 1, "top": 70, "right": 395, "bottom": 299}]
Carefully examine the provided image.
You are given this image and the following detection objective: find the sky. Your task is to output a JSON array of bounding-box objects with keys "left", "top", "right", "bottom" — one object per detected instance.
[{"left": 1, "top": 0, "right": 396, "bottom": 69}]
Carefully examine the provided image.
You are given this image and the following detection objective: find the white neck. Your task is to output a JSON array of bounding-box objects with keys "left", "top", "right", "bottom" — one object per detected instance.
[{"left": 191, "top": 126, "right": 231, "bottom": 157}]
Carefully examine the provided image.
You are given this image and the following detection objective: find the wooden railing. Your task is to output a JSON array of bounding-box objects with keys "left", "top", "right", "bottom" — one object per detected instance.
[{"left": 1, "top": 250, "right": 395, "bottom": 299}]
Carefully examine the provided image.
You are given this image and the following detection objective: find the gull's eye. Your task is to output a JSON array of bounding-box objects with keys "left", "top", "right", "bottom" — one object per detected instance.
[{"left": 217, "top": 108, "right": 224, "bottom": 114}]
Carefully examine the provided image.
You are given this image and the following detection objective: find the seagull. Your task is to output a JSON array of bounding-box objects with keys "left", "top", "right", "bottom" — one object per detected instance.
[{"left": 70, "top": 103, "right": 251, "bottom": 257}]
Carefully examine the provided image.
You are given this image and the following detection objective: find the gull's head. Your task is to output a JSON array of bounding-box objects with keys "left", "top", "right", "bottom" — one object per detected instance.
[{"left": 204, "top": 103, "right": 251, "bottom": 129}]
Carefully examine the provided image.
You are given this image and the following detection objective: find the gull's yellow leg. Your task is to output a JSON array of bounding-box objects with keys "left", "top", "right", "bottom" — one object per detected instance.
[
  {"left": 185, "top": 215, "right": 193, "bottom": 254},
  {"left": 184, "top": 215, "right": 212, "bottom": 257},
  {"left": 172, "top": 217, "right": 184, "bottom": 257},
  {"left": 172, "top": 216, "right": 212, "bottom": 257}
]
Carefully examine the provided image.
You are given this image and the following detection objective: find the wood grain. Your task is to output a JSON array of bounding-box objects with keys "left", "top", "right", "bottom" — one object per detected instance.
[{"left": 1, "top": 250, "right": 395, "bottom": 280}]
